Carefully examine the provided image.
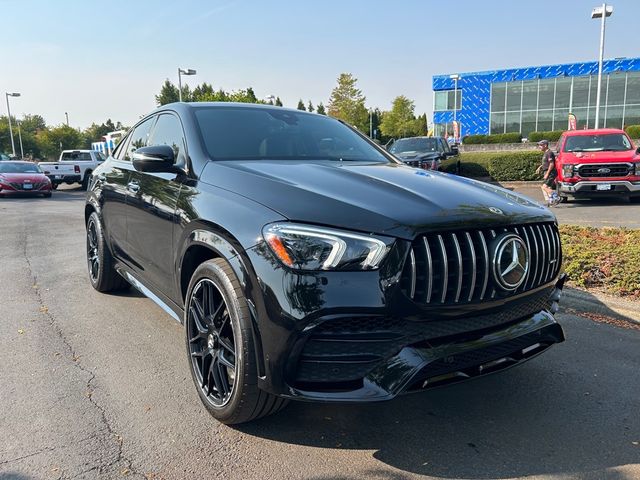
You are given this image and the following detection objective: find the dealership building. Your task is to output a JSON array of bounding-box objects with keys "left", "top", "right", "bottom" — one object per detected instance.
[{"left": 432, "top": 57, "right": 640, "bottom": 138}]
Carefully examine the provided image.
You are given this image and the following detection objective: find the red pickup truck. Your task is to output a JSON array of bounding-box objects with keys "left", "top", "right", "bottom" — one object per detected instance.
[{"left": 555, "top": 129, "right": 640, "bottom": 203}]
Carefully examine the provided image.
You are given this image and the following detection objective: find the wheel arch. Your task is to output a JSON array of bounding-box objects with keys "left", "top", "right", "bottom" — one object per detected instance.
[{"left": 178, "top": 223, "right": 266, "bottom": 377}]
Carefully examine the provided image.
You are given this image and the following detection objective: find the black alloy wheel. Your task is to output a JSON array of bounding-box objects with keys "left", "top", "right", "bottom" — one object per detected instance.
[
  {"left": 87, "top": 217, "right": 100, "bottom": 284},
  {"left": 85, "top": 211, "right": 129, "bottom": 292},
  {"left": 187, "top": 278, "right": 236, "bottom": 407},
  {"left": 184, "top": 259, "right": 288, "bottom": 424}
]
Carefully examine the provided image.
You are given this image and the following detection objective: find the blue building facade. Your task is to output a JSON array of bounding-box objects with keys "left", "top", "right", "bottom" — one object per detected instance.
[{"left": 432, "top": 57, "right": 640, "bottom": 138}]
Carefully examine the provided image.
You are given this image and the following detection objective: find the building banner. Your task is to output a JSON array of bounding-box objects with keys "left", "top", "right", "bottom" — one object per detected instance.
[
  {"left": 453, "top": 121, "right": 459, "bottom": 141},
  {"left": 568, "top": 113, "right": 577, "bottom": 131}
]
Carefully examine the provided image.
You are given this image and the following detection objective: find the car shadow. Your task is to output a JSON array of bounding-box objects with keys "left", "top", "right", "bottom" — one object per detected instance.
[{"left": 235, "top": 289, "right": 640, "bottom": 479}]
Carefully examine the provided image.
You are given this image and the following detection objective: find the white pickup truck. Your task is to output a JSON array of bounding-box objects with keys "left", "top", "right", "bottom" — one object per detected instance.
[{"left": 39, "top": 150, "right": 107, "bottom": 190}]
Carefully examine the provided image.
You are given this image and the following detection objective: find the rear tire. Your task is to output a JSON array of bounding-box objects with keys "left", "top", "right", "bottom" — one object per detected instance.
[
  {"left": 86, "top": 211, "right": 129, "bottom": 292},
  {"left": 185, "top": 258, "right": 288, "bottom": 424}
]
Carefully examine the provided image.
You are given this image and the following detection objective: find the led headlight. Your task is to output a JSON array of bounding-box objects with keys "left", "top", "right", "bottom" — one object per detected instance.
[
  {"left": 562, "top": 164, "right": 575, "bottom": 178},
  {"left": 263, "top": 223, "right": 392, "bottom": 271}
]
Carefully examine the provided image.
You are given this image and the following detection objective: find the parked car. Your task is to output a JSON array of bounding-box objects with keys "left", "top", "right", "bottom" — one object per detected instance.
[
  {"left": 555, "top": 128, "right": 640, "bottom": 202},
  {"left": 388, "top": 136, "right": 456, "bottom": 170},
  {"left": 39, "top": 149, "right": 106, "bottom": 190},
  {"left": 86, "top": 103, "right": 565, "bottom": 424},
  {"left": 0, "top": 161, "right": 52, "bottom": 197}
]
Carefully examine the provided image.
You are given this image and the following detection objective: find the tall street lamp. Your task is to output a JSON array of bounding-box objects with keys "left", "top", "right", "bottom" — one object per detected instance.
[
  {"left": 17, "top": 122, "right": 24, "bottom": 159},
  {"left": 591, "top": 3, "right": 613, "bottom": 129},
  {"left": 5, "top": 92, "right": 20, "bottom": 157},
  {"left": 449, "top": 74, "right": 460, "bottom": 141},
  {"left": 369, "top": 108, "right": 373, "bottom": 138},
  {"left": 65, "top": 112, "right": 69, "bottom": 126},
  {"left": 177, "top": 68, "right": 197, "bottom": 102}
]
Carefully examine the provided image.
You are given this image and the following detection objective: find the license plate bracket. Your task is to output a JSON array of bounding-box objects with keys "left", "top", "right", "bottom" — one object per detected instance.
[{"left": 596, "top": 184, "right": 612, "bottom": 191}]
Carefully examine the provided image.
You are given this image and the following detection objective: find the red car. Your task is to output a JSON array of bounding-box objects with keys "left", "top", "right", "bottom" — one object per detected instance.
[
  {"left": 555, "top": 128, "right": 640, "bottom": 202},
  {"left": 0, "top": 161, "right": 53, "bottom": 197}
]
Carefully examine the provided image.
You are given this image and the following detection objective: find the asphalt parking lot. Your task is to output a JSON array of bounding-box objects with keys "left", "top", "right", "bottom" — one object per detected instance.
[{"left": 1, "top": 188, "right": 639, "bottom": 480}]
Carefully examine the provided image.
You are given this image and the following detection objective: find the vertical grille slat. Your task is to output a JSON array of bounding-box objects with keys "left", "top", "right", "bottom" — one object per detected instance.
[
  {"left": 437, "top": 235, "right": 448, "bottom": 304},
  {"left": 408, "top": 248, "right": 416, "bottom": 300},
  {"left": 422, "top": 237, "right": 433, "bottom": 304},
  {"left": 401, "top": 222, "right": 561, "bottom": 306},
  {"left": 465, "top": 232, "right": 477, "bottom": 302},
  {"left": 451, "top": 233, "right": 463, "bottom": 303},
  {"left": 478, "top": 231, "right": 489, "bottom": 301}
]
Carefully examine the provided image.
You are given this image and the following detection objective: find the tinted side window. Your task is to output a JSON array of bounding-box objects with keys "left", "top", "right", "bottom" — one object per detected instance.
[
  {"left": 148, "top": 114, "right": 185, "bottom": 162},
  {"left": 124, "top": 117, "right": 156, "bottom": 161},
  {"left": 557, "top": 136, "right": 565, "bottom": 154}
]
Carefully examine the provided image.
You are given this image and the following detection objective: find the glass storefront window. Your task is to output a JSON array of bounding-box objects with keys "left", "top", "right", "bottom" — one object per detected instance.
[
  {"left": 434, "top": 90, "right": 461, "bottom": 111},
  {"left": 572, "top": 76, "right": 590, "bottom": 108},
  {"left": 605, "top": 106, "right": 624, "bottom": 129},
  {"left": 521, "top": 111, "right": 537, "bottom": 137},
  {"left": 571, "top": 107, "right": 589, "bottom": 129},
  {"left": 491, "top": 83, "right": 506, "bottom": 112},
  {"left": 607, "top": 73, "right": 626, "bottom": 106},
  {"left": 626, "top": 72, "right": 640, "bottom": 105},
  {"left": 506, "top": 82, "right": 522, "bottom": 111},
  {"left": 522, "top": 80, "right": 538, "bottom": 110},
  {"left": 538, "top": 78, "right": 555, "bottom": 110},
  {"left": 624, "top": 105, "right": 640, "bottom": 128},
  {"left": 434, "top": 91, "right": 448, "bottom": 111},
  {"left": 555, "top": 78, "right": 571, "bottom": 109},
  {"left": 537, "top": 110, "right": 553, "bottom": 131},
  {"left": 553, "top": 108, "right": 569, "bottom": 131},
  {"left": 490, "top": 112, "right": 505, "bottom": 134},
  {"left": 505, "top": 112, "right": 521, "bottom": 132}
]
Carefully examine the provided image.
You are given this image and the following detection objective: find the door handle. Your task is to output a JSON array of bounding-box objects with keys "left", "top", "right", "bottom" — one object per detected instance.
[{"left": 127, "top": 181, "right": 140, "bottom": 193}]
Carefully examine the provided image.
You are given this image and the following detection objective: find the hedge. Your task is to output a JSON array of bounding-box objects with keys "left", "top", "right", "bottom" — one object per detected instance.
[
  {"left": 440, "top": 151, "right": 540, "bottom": 181},
  {"left": 528, "top": 130, "right": 564, "bottom": 142},
  {"left": 560, "top": 226, "right": 640, "bottom": 298},
  {"left": 462, "top": 133, "right": 523, "bottom": 144},
  {"left": 624, "top": 124, "right": 640, "bottom": 138}
]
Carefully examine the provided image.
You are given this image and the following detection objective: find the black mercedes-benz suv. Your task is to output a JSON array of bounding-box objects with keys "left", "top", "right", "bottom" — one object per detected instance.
[{"left": 85, "top": 103, "right": 565, "bottom": 424}]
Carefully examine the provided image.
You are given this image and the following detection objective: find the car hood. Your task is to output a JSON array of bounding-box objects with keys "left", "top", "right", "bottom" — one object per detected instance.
[
  {"left": 0, "top": 173, "right": 47, "bottom": 182},
  {"left": 204, "top": 160, "right": 554, "bottom": 240},
  {"left": 561, "top": 150, "right": 638, "bottom": 163}
]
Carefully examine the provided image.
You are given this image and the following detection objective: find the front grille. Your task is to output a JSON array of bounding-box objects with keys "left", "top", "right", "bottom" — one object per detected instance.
[
  {"left": 295, "top": 288, "right": 552, "bottom": 386},
  {"left": 400, "top": 222, "right": 561, "bottom": 306},
  {"left": 577, "top": 163, "right": 631, "bottom": 178},
  {"left": 9, "top": 182, "right": 46, "bottom": 190}
]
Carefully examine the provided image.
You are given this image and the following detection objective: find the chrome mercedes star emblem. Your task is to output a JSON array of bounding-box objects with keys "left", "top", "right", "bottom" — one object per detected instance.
[{"left": 492, "top": 234, "right": 529, "bottom": 291}]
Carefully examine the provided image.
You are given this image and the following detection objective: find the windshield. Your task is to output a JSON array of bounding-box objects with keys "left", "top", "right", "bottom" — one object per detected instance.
[
  {"left": 0, "top": 162, "right": 43, "bottom": 173},
  {"left": 194, "top": 107, "right": 389, "bottom": 163},
  {"left": 95, "top": 151, "right": 107, "bottom": 162},
  {"left": 389, "top": 138, "right": 439, "bottom": 154},
  {"left": 564, "top": 134, "right": 632, "bottom": 152}
]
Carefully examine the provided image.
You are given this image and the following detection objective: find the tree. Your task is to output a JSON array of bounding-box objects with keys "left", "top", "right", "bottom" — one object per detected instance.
[
  {"left": 192, "top": 82, "right": 215, "bottom": 101},
  {"left": 36, "top": 125, "right": 84, "bottom": 159},
  {"left": 327, "top": 73, "right": 368, "bottom": 131},
  {"left": 316, "top": 102, "right": 326, "bottom": 115},
  {"left": 297, "top": 99, "right": 306, "bottom": 111},
  {"left": 307, "top": 101, "right": 315, "bottom": 113},
  {"left": 380, "top": 95, "right": 421, "bottom": 138},
  {"left": 155, "top": 79, "right": 180, "bottom": 106},
  {"left": 275, "top": 97, "right": 283, "bottom": 107}
]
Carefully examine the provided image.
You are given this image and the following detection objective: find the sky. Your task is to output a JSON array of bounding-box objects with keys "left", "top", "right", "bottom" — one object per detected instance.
[{"left": 1, "top": 0, "right": 638, "bottom": 130}]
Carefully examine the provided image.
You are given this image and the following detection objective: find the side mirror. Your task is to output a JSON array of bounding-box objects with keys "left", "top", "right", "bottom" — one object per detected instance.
[{"left": 132, "top": 145, "right": 177, "bottom": 173}]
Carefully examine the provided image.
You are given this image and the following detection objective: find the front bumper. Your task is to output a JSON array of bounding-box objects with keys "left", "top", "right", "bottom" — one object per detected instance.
[{"left": 559, "top": 180, "right": 640, "bottom": 196}]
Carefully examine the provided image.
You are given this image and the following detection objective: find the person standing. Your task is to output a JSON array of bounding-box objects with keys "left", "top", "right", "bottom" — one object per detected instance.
[{"left": 535, "top": 140, "right": 560, "bottom": 207}]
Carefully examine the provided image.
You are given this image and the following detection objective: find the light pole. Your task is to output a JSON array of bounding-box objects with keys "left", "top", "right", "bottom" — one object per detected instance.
[
  {"left": 591, "top": 3, "right": 613, "bottom": 129},
  {"left": 17, "top": 122, "right": 24, "bottom": 158},
  {"left": 5, "top": 92, "right": 20, "bottom": 157},
  {"left": 65, "top": 112, "right": 69, "bottom": 126},
  {"left": 177, "top": 68, "right": 197, "bottom": 102},
  {"left": 449, "top": 74, "right": 460, "bottom": 141},
  {"left": 369, "top": 108, "right": 373, "bottom": 138}
]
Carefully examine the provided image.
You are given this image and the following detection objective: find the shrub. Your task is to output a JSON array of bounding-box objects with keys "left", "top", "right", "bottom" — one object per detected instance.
[
  {"left": 560, "top": 226, "right": 640, "bottom": 298},
  {"left": 528, "top": 130, "right": 564, "bottom": 142},
  {"left": 624, "top": 124, "right": 640, "bottom": 139},
  {"left": 462, "top": 133, "right": 522, "bottom": 144},
  {"left": 486, "top": 151, "right": 541, "bottom": 181}
]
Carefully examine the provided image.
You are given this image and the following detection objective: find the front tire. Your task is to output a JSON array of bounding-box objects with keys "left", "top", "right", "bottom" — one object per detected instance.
[
  {"left": 86, "top": 211, "right": 129, "bottom": 292},
  {"left": 185, "top": 258, "right": 287, "bottom": 424}
]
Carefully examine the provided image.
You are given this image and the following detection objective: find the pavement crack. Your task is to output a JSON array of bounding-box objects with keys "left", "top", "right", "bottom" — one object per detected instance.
[{"left": 21, "top": 234, "right": 145, "bottom": 479}]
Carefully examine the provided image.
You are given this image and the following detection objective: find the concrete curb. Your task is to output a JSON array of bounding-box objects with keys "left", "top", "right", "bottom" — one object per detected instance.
[{"left": 562, "top": 287, "right": 640, "bottom": 324}]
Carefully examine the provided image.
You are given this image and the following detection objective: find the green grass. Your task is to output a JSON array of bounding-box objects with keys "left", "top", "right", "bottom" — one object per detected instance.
[{"left": 560, "top": 225, "right": 640, "bottom": 298}]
